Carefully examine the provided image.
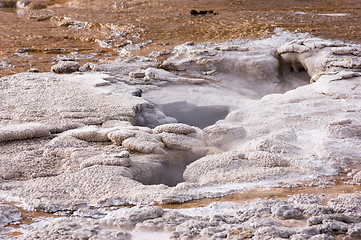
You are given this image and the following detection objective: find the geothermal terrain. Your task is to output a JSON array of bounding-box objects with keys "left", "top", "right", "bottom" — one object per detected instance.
[{"left": 1, "top": 0, "right": 361, "bottom": 240}]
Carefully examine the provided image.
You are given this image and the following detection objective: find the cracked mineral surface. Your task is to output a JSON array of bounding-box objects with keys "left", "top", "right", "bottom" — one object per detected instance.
[{"left": 1, "top": 30, "right": 361, "bottom": 239}]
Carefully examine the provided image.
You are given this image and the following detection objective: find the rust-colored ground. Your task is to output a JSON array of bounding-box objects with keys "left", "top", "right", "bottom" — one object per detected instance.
[{"left": 0, "top": 0, "right": 360, "bottom": 76}]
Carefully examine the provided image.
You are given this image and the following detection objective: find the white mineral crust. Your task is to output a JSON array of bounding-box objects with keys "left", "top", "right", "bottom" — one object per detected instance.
[{"left": 1, "top": 32, "right": 361, "bottom": 239}]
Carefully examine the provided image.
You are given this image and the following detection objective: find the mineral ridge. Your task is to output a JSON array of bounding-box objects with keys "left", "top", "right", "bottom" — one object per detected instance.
[{"left": 1, "top": 32, "right": 361, "bottom": 239}]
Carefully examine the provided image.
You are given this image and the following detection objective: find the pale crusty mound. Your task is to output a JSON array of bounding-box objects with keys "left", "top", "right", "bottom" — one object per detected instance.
[{"left": 0, "top": 33, "right": 360, "bottom": 232}]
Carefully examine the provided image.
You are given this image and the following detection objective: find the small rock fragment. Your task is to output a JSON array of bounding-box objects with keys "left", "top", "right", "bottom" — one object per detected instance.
[
  {"left": 309, "top": 234, "right": 335, "bottom": 240},
  {"left": 51, "top": 60, "right": 80, "bottom": 73},
  {"left": 190, "top": 10, "right": 215, "bottom": 15},
  {"left": 271, "top": 203, "right": 302, "bottom": 219},
  {"left": 124, "top": 206, "right": 164, "bottom": 223},
  {"left": 131, "top": 88, "right": 143, "bottom": 97},
  {"left": 129, "top": 71, "right": 145, "bottom": 78},
  {"left": 28, "top": 68, "right": 39, "bottom": 72},
  {"left": 353, "top": 171, "right": 361, "bottom": 183}
]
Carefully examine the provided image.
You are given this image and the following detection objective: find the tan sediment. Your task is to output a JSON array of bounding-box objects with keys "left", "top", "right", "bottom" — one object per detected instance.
[{"left": 0, "top": 0, "right": 360, "bottom": 76}]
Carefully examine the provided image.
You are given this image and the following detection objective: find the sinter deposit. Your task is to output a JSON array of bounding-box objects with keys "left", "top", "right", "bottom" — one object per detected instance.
[{"left": 1, "top": 32, "right": 361, "bottom": 239}]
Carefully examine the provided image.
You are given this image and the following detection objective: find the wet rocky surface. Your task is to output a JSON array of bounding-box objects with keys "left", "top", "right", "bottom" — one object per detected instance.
[
  {"left": 0, "top": 0, "right": 360, "bottom": 77},
  {"left": 0, "top": 31, "right": 361, "bottom": 239}
]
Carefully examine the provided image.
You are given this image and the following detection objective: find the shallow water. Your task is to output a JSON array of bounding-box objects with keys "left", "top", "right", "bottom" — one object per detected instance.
[{"left": 0, "top": 0, "right": 360, "bottom": 76}]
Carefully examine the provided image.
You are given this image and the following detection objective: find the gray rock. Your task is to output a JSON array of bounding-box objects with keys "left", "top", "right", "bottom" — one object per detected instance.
[
  {"left": 129, "top": 71, "right": 145, "bottom": 79},
  {"left": 271, "top": 203, "right": 302, "bottom": 220},
  {"left": 175, "top": 219, "right": 212, "bottom": 235},
  {"left": 318, "top": 219, "right": 349, "bottom": 234},
  {"left": 327, "top": 194, "right": 361, "bottom": 213},
  {"left": 308, "top": 234, "right": 335, "bottom": 240},
  {"left": 0, "top": 205, "right": 21, "bottom": 227},
  {"left": 298, "top": 204, "right": 334, "bottom": 216},
  {"left": 123, "top": 206, "right": 164, "bottom": 223},
  {"left": 291, "top": 234, "right": 312, "bottom": 240},
  {"left": 51, "top": 60, "right": 80, "bottom": 73},
  {"left": 131, "top": 88, "right": 143, "bottom": 97},
  {"left": 307, "top": 214, "right": 360, "bottom": 226},
  {"left": 18, "top": 217, "right": 132, "bottom": 240},
  {"left": 28, "top": 68, "right": 39, "bottom": 72},
  {"left": 298, "top": 226, "right": 322, "bottom": 236},
  {"left": 254, "top": 226, "right": 296, "bottom": 239},
  {"left": 347, "top": 222, "right": 361, "bottom": 237},
  {"left": 199, "top": 226, "right": 225, "bottom": 238},
  {"left": 353, "top": 171, "right": 361, "bottom": 184},
  {"left": 135, "top": 210, "right": 193, "bottom": 232}
]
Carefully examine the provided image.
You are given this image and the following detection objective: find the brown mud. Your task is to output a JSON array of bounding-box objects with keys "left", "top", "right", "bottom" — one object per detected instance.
[{"left": 0, "top": 0, "right": 360, "bottom": 77}]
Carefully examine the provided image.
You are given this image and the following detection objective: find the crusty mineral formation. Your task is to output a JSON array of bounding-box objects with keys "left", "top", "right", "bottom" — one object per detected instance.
[{"left": 1, "top": 32, "right": 361, "bottom": 239}]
